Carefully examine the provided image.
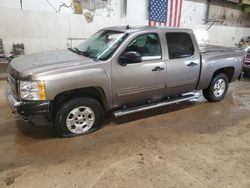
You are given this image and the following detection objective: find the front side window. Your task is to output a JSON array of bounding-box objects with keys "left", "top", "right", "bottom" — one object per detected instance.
[
  {"left": 124, "top": 33, "right": 162, "bottom": 61},
  {"left": 166, "top": 32, "right": 195, "bottom": 59},
  {"left": 75, "top": 30, "right": 127, "bottom": 61}
]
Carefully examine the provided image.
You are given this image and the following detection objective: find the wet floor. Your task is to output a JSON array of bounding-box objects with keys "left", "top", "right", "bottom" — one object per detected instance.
[{"left": 0, "top": 78, "right": 250, "bottom": 187}]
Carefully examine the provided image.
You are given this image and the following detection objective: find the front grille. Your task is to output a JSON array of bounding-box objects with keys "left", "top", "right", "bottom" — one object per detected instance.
[
  {"left": 7, "top": 65, "right": 19, "bottom": 98},
  {"left": 7, "top": 75, "right": 18, "bottom": 97}
]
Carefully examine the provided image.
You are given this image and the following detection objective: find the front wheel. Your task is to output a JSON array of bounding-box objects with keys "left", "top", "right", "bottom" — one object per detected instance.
[
  {"left": 203, "top": 73, "right": 229, "bottom": 102},
  {"left": 54, "top": 97, "right": 104, "bottom": 137}
]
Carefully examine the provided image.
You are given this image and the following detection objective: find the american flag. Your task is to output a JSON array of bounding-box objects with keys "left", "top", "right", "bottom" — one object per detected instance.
[{"left": 148, "top": 0, "right": 183, "bottom": 27}]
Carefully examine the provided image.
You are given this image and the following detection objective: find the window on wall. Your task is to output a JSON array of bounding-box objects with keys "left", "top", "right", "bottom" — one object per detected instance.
[
  {"left": 166, "top": 32, "right": 195, "bottom": 59},
  {"left": 125, "top": 33, "right": 162, "bottom": 61}
]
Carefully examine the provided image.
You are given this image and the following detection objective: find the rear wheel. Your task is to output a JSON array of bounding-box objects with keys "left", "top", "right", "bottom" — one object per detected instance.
[
  {"left": 54, "top": 97, "right": 104, "bottom": 137},
  {"left": 203, "top": 73, "right": 229, "bottom": 102}
]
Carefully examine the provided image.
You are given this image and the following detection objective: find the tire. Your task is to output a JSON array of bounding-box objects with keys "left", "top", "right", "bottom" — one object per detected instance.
[
  {"left": 203, "top": 73, "right": 229, "bottom": 102},
  {"left": 54, "top": 97, "right": 104, "bottom": 137}
]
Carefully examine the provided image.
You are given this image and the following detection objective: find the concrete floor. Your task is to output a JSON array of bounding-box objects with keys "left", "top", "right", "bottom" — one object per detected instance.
[
  {"left": 0, "top": 61, "right": 8, "bottom": 79},
  {"left": 0, "top": 78, "right": 250, "bottom": 188}
]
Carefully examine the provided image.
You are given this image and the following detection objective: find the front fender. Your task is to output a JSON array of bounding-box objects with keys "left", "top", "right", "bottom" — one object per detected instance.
[{"left": 36, "top": 68, "right": 112, "bottom": 108}]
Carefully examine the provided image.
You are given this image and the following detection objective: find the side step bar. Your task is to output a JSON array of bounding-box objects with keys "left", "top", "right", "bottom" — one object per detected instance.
[{"left": 113, "top": 94, "right": 197, "bottom": 118}]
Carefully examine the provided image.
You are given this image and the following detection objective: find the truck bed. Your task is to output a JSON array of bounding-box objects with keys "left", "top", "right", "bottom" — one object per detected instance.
[
  {"left": 199, "top": 45, "right": 242, "bottom": 54},
  {"left": 196, "top": 45, "right": 244, "bottom": 91}
]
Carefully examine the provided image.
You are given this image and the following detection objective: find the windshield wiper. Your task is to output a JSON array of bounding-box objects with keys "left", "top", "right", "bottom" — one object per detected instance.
[
  {"left": 79, "top": 51, "right": 94, "bottom": 59},
  {"left": 68, "top": 47, "right": 76, "bottom": 53},
  {"left": 68, "top": 47, "right": 82, "bottom": 55},
  {"left": 69, "top": 48, "right": 97, "bottom": 61}
]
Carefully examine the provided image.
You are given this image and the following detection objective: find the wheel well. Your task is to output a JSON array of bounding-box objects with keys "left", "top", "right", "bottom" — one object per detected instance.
[
  {"left": 213, "top": 67, "right": 235, "bottom": 82},
  {"left": 51, "top": 87, "right": 107, "bottom": 117}
]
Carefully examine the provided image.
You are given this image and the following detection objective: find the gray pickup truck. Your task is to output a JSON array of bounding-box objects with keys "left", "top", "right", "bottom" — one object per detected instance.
[{"left": 6, "top": 26, "right": 244, "bottom": 137}]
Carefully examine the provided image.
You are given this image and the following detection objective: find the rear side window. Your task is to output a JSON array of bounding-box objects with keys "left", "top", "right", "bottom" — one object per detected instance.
[{"left": 166, "top": 32, "right": 195, "bottom": 59}]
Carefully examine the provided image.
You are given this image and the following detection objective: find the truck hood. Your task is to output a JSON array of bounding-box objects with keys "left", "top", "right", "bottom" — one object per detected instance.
[{"left": 9, "top": 49, "right": 94, "bottom": 78}]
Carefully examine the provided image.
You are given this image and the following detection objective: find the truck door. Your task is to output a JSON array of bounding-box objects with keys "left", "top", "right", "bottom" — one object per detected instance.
[
  {"left": 165, "top": 32, "right": 200, "bottom": 95},
  {"left": 111, "top": 33, "right": 166, "bottom": 107}
]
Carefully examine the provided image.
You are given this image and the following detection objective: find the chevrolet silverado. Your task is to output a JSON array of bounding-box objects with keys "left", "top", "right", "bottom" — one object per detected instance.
[{"left": 6, "top": 26, "right": 244, "bottom": 137}]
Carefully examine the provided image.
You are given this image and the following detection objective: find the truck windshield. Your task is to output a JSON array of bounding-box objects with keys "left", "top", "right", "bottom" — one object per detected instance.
[{"left": 75, "top": 30, "right": 127, "bottom": 61}]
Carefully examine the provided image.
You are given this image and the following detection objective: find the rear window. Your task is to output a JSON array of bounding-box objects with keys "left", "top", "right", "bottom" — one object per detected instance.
[{"left": 166, "top": 32, "right": 195, "bottom": 59}]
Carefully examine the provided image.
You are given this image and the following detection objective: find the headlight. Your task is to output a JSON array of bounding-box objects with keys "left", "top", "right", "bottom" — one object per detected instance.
[{"left": 20, "top": 81, "right": 46, "bottom": 100}]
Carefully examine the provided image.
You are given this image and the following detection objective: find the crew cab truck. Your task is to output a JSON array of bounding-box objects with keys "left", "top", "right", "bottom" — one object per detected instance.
[{"left": 6, "top": 26, "right": 244, "bottom": 137}]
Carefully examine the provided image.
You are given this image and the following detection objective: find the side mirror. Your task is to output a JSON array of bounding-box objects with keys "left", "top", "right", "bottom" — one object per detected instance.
[{"left": 119, "top": 51, "right": 142, "bottom": 66}]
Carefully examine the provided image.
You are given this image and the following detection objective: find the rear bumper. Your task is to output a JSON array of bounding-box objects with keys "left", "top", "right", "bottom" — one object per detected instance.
[{"left": 5, "top": 85, "right": 51, "bottom": 121}]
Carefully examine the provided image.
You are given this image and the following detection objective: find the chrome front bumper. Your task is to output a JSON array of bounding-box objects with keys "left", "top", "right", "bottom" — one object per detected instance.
[{"left": 5, "top": 84, "right": 21, "bottom": 113}]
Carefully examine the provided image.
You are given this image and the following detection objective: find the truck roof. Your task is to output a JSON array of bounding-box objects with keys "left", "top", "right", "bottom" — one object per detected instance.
[{"left": 104, "top": 26, "right": 193, "bottom": 34}]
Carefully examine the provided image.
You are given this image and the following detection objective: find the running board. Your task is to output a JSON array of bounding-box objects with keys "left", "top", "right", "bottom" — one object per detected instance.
[{"left": 113, "top": 94, "right": 196, "bottom": 117}]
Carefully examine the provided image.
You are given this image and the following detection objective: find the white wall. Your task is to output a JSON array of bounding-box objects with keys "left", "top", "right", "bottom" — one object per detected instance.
[
  {"left": 0, "top": 0, "right": 249, "bottom": 55},
  {"left": 0, "top": 0, "right": 73, "bottom": 13},
  {"left": 0, "top": 7, "right": 123, "bottom": 54}
]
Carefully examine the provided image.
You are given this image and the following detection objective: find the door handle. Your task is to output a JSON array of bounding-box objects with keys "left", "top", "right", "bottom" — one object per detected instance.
[
  {"left": 187, "top": 62, "right": 198, "bottom": 67},
  {"left": 152, "top": 66, "right": 165, "bottom": 72}
]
